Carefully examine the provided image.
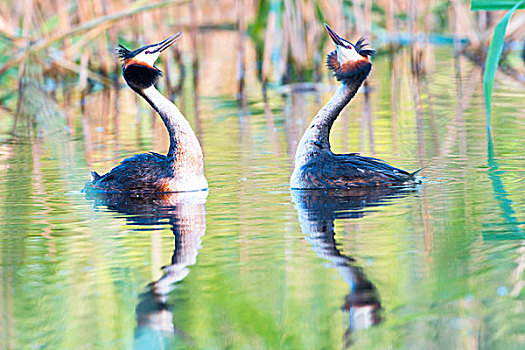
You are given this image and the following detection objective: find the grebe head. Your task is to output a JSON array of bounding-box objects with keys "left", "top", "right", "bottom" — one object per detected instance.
[
  {"left": 117, "top": 32, "right": 183, "bottom": 90},
  {"left": 324, "top": 23, "right": 375, "bottom": 86}
]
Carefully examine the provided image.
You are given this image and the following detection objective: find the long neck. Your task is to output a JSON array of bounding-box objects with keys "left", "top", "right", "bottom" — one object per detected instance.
[
  {"left": 294, "top": 83, "right": 361, "bottom": 164},
  {"left": 137, "top": 85, "right": 203, "bottom": 168}
]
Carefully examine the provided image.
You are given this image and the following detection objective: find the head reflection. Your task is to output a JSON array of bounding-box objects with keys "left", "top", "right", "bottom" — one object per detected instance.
[
  {"left": 86, "top": 191, "right": 207, "bottom": 348},
  {"left": 291, "top": 187, "right": 415, "bottom": 346}
]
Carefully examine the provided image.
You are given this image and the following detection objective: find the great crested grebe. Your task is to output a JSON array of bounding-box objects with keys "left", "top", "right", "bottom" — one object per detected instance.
[
  {"left": 83, "top": 32, "right": 207, "bottom": 193},
  {"left": 290, "top": 24, "right": 421, "bottom": 189}
]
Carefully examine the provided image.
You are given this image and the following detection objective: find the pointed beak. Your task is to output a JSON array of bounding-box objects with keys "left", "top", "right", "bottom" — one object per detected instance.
[
  {"left": 151, "top": 32, "right": 183, "bottom": 53},
  {"left": 324, "top": 23, "right": 345, "bottom": 47}
]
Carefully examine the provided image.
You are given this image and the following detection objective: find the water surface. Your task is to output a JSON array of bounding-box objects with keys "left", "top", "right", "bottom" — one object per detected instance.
[{"left": 0, "top": 42, "right": 524, "bottom": 349}]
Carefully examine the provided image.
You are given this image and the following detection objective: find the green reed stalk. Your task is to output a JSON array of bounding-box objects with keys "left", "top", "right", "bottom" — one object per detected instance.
[{"left": 471, "top": 0, "right": 524, "bottom": 131}]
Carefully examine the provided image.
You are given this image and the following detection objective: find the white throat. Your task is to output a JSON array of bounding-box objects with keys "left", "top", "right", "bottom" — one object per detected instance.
[
  {"left": 336, "top": 45, "right": 363, "bottom": 65},
  {"left": 134, "top": 50, "right": 160, "bottom": 66}
]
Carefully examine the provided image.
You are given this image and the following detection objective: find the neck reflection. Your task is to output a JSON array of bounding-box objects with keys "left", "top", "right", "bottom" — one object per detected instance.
[
  {"left": 86, "top": 191, "right": 207, "bottom": 348},
  {"left": 291, "top": 188, "right": 414, "bottom": 346}
]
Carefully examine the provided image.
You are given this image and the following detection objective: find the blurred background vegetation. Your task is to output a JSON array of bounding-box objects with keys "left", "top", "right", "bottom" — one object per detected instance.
[
  {"left": 0, "top": 0, "right": 524, "bottom": 107},
  {"left": 0, "top": 2, "right": 524, "bottom": 349}
]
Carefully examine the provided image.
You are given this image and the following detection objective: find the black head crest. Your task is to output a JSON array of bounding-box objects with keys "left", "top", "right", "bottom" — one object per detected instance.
[
  {"left": 354, "top": 37, "right": 376, "bottom": 57},
  {"left": 117, "top": 45, "right": 133, "bottom": 60}
]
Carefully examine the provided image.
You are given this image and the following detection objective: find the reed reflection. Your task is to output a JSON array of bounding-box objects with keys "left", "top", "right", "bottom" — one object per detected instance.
[
  {"left": 291, "top": 188, "right": 415, "bottom": 346},
  {"left": 86, "top": 191, "right": 207, "bottom": 348}
]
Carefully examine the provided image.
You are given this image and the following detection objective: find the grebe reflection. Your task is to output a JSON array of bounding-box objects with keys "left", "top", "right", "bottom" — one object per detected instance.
[
  {"left": 291, "top": 188, "right": 415, "bottom": 346},
  {"left": 86, "top": 191, "right": 206, "bottom": 348}
]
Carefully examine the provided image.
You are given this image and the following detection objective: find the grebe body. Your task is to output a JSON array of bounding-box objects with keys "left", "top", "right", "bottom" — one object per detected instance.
[
  {"left": 83, "top": 33, "right": 207, "bottom": 193},
  {"left": 290, "top": 24, "right": 420, "bottom": 189}
]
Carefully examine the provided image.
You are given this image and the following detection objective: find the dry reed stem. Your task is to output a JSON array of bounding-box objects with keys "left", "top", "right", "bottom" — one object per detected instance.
[
  {"left": 451, "top": 0, "right": 481, "bottom": 48},
  {"left": 52, "top": 57, "right": 112, "bottom": 86},
  {"left": 0, "top": 0, "right": 189, "bottom": 77},
  {"left": 236, "top": 0, "right": 247, "bottom": 100},
  {"left": 261, "top": 5, "right": 276, "bottom": 85}
]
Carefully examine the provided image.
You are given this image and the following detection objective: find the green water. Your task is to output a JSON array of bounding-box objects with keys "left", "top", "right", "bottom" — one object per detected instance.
[{"left": 0, "top": 46, "right": 524, "bottom": 349}]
